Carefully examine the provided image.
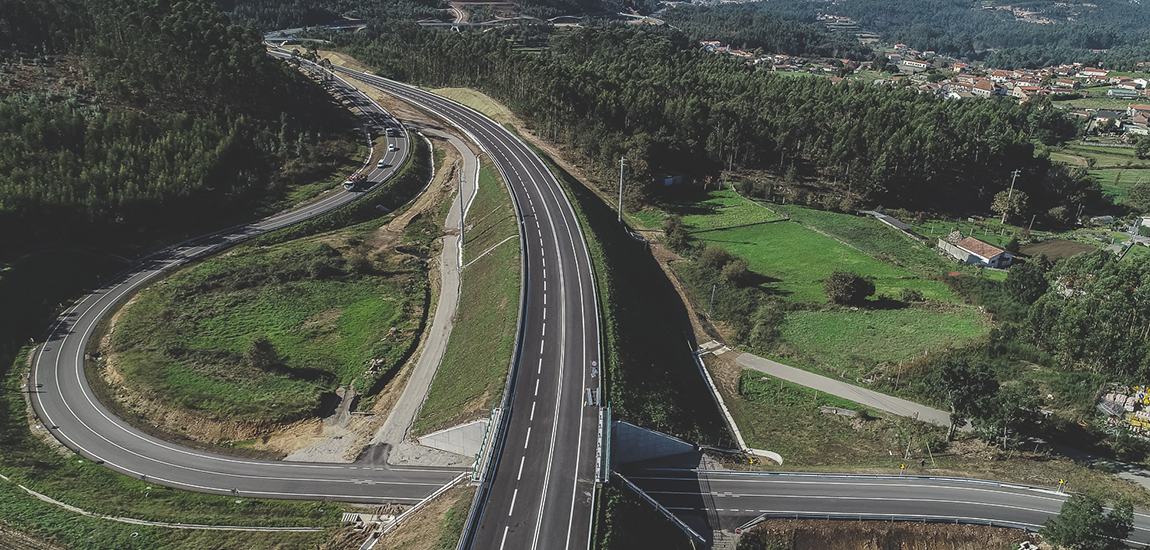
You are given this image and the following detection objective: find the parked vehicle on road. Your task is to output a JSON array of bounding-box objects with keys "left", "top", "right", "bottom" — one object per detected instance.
[{"left": 343, "top": 173, "right": 368, "bottom": 191}]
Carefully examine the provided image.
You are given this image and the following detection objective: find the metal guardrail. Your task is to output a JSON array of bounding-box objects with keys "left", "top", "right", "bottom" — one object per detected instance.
[
  {"left": 691, "top": 470, "right": 1067, "bottom": 497},
  {"left": 470, "top": 406, "right": 502, "bottom": 482},
  {"left": 735, "top": 512, "right": 1041, "bottom": 536},
  {"left": 614, "top": 472, "right": 707, "bottom": 545}
]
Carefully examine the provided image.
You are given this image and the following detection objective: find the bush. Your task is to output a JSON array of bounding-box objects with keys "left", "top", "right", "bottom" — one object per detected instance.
[
  {"left": 823, "top": 270, "right": 875, "bottom": 305},
  {"left": 722, "top": 258, "right": 752, "bottom": 287},
  {"left": 662, "top": 214, "right": 690, "bottom": 252},
  {"left": 900, "top": 288, "right": 924, "bottom": 302}
]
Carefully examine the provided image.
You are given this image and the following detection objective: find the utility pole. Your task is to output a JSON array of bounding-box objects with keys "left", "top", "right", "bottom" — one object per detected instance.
[
  {"left": 1002, "top": 169, "right": 1022, "bottom": 224},
  {"left": 618, "top": 157, "right": 627, "bottom": 225},
  {"left": 708, "top": 284, "right": 716, "bottom": 319},
  {"left": 1007, "top": 169, "right": 1021, "bottom": 199}
]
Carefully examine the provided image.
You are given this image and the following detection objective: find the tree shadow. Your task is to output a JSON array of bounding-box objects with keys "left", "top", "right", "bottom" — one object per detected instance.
[{"left": 864, "top": 296, "right": 911, "bottom": 310}]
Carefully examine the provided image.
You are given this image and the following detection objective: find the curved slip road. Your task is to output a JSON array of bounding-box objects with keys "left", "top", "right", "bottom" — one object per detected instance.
[
  {"left": 29, "top": 60, "right": 464, "bottom": 505},
  {"left": 624, "top": 465, "right": 1150, "bottom": 545},
  {"left": 328, "top": 66, "right": 602, "bottom": 550}
]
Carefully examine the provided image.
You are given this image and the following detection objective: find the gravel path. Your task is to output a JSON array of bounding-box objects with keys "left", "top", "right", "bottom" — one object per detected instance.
[{"left": 370, "top": 129, "right": 476, "bottom": 467}]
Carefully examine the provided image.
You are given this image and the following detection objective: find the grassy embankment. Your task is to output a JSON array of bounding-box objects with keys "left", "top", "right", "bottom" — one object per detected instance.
[
  {"left": 107, "top": 233, "right": 427, "bottom": 423},
  {"left": 95, "top": 134, "right": 432, "bottom": 429},
  {"left": 592, "top": 484, "right": 692, "bottom": 550},
  {"left": 411, "top": 161, "right": 520, "bottom": 435}
]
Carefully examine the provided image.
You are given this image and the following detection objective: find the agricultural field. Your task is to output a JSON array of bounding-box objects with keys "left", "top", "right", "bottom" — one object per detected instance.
[
  {"left": 107, "top": 230, "right": 427, "bottom": 424},
  {"left": 1054, "top": 97, "right": 1131, "bottom": 110},
  {"left": 691, "top": 213, "right": 954, "bottom": 304},
  {"left": 665, "top": 189, "right": 991, "bottom": 388},
  {"left": 1049, "top": 143, "right": 1150, "bottom": 200},
  {"left": 772, "top": 204, "right": 956, "bottom": 275}
]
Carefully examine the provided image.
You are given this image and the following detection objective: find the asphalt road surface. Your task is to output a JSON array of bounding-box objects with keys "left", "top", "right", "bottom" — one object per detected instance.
[
  {"left": 624, "top": 465, "right": 1150, "bottom": 546},
  {"left": 29, "top": 61, "right": 464, "bottom": 504},
  {"left": 328, "top": 65, "right": 602, "bottom": 550}
]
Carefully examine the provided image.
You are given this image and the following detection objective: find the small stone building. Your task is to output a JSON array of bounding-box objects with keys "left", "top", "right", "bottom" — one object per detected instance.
[{"left": 938, "top": 232, "right": 1013, "bottom": 268}]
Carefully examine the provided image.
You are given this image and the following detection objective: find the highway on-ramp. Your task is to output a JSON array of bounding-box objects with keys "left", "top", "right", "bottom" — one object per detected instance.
[
  {"left": 623, "top": 465, "right": 1150, "bottom": 545},
  {"left": 326, "top": 65, "right": 603, "bottom": 550},
  {"left": 29, "top": 62, "right": 464, "bottom": 505}
]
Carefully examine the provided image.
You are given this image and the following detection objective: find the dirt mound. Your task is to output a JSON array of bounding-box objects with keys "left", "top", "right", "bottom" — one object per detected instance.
[{"left": 739, "top": 518, "right": 1041, "bottom": 550}]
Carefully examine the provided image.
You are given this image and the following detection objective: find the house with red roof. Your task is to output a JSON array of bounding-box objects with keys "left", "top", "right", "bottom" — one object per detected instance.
[{"left": 939, "top": 235, "right": 1014, "bottom": 268}]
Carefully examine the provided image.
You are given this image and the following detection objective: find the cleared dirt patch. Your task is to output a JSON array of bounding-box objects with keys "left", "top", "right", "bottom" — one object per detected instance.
[{"left": 1020, "top": 238, "right": 1095, "bottom": 261}]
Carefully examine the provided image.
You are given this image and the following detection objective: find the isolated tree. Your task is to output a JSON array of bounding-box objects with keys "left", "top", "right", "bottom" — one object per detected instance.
[
  {"left": 1005, "top": 258, "right": 1049, "bottom": 305},
  {"left": 243, "top": 334, "right": 279, "bottom": 371},
  {"left": 1041, "top": 494, "right": 1133, "bottom": 550},
  {"left": 976, "top": 382, "right": 1041, "bottom": 448},
  {"left": 823, "top": 270, "right": 875, "bottom": 305},
  {"left": 991, "top": 190, "right": 1029, "bottom": 223},
  {"left": 934, "top": 356, "right": 999, "bottom": 439}
]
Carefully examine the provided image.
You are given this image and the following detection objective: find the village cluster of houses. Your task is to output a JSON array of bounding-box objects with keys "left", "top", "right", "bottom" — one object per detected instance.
[
  {"left": 698, "top": 40, "right": 856, "bottom": 74},
  {"left": 888, "top": 45, "right": 1149, "bottom": 101},
  {"left": 698, "top": 39, "right": 1150, "bottom": 135}
]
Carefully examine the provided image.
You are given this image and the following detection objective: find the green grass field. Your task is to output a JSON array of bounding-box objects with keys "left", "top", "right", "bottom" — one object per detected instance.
[
  {"left": 1095, "top": 168, "right": 1150, "bottom": 199},
  {"left": 633, "top": 186, "right": 783, "bottom": 230},
  {"left": 772, "top": 203, "right": 956, "bottom": 274},
  {"left": 678, "top": 187, "right": 783, "bottom": 230},
  {"left": 693, "top": 221, "right": 953, "bottom": 304},
  {"left": 779, "top": 306, "right": 987, "bottom": 374},
  {"left": 412, "top": 162, "right": 520, "bottom": 435},
  {"left": 109, "top": 231, "right": 427, "bottom": 423},
  {"left": 1056, "top": 98, "right": 1132, "bottom": 110}
]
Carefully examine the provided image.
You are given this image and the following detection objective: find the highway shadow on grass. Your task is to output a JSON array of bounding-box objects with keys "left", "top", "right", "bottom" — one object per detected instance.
[{"left": 530, "top": 142, "right": 735, "bottom": 448}]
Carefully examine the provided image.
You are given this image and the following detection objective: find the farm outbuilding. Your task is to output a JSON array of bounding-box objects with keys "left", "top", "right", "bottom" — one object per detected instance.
[{"left": 938, "top": 233, "right": 1013, "bottom": 268}]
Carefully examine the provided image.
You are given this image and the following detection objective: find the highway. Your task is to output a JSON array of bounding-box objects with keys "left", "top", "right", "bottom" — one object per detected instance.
[
  {"left": 326, "top": 65, "right": 602, "bottom": 549},
  {"left": 623, "top": 466, "right": 1150, "bottom": 545},
  {"left": 28, "top": 61, "right": 464, "bottom": 505}
]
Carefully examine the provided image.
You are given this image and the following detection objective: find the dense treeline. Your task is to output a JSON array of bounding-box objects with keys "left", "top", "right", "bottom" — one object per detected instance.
[
  {"left": 694, "top": 0, "right": 1150, "bottom": 68},
  {"left": 216, "top": 0, "right": 447, "bottom": 32},
  {"left": 0, "top": 0, "right": 359, "bottom": 256},
  {"left": 661, "top": 4, "right": 871, "bottom": 60},
  {"left": 1026, "top": 250, "right": 1150, "bottom": 378},
  {"left": 333, "top": 24, "right": 1087, "bottom": 215}
]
